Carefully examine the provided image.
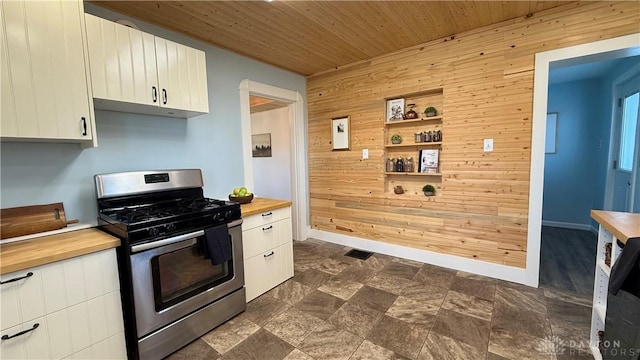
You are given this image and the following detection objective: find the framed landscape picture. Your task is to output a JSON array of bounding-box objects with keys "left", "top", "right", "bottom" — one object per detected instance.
[{"left": 252, "top": 133, "right": 272, "bottom": 157}]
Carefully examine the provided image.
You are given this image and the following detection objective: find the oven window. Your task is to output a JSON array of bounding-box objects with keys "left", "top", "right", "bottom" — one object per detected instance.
[{"left": 151, "top": 241, "right": 233, "bottom": 311}]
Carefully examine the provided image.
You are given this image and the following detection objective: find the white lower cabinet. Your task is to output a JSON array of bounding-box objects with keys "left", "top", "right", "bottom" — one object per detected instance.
[
  {"left": 0, "top": 249, "right": 125, "bottom": 359},
  {"left": 242, "top": 207, "right": 293, "bottom": 302}
]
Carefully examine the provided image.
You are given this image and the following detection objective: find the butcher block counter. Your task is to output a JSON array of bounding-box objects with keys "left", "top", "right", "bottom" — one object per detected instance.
[
  {"left": 591, "top": 210, "right": 640, "bottom": 244},
  {"left": 240, "top": 197, "right": 292, "bottom": 217},
  {"left": 0, "top": 228, "right": 120, "bottom": 274}
]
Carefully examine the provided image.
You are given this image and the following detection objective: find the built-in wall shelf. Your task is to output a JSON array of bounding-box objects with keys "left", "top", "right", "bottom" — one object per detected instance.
[
  {"left": 384, "top": 172, "right": 442, "bottom": 177},
  {"left": 385, "top": 142, "right": 442, "bottom": 149},
  {"left": 383, "top": 87, "right": 444, "bottom": 195},
  {"left": 384, "top": 116, "right": 442, "bottom": 126}
]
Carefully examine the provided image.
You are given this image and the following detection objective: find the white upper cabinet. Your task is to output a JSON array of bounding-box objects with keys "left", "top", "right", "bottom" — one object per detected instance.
[
  {"left": 0, "top": 0, "right": 96, "bottom": 147},
  {"left": 85, "top": 14, "right": 209, "bottom": 118}
]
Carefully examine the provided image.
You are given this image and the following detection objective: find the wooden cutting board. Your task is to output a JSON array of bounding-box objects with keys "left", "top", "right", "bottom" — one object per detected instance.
[{"left": 1, "top": 203, "right": 79, "bottom": 239}]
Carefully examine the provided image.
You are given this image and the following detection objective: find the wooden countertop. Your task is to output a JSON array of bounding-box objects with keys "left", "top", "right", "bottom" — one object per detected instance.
[
  {"left": 241, "top": 197, "right": 292, "bottom": 217},
  {"left": 591, "top": 210, "right": 640, "bottom": 244},
  {"left": 0, "top": 228, "right": 120, "bottom": 275}
]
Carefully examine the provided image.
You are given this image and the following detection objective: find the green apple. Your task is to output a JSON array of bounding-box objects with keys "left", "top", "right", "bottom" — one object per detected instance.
[
  {"left": 233, "top": 188, "right": 240, "bottom": 195},
  {"left": 238, "top": 188, "right": 247, "bottom": 196}
]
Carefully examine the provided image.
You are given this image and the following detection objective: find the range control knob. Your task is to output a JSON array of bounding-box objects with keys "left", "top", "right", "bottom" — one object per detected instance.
[
  {"left": 225, "top": 210, "right": 233, "bottom": 219},
  {"left": 148, "top": 227, "right": 160, "bottom": 237},
  {"left": 165, "top": 223, "right": 176, "bottom": 232},
  {"left": 212, "top": 212, "right": 223, "bottom": 222}
]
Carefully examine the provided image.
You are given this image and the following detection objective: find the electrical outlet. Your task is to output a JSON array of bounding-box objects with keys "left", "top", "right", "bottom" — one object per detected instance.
[
  {"left": 483, "top": 139, "right": 494, "bottom": 152},
  {"left": 362, "top": 148, "right": 369, "bottom": 159}
]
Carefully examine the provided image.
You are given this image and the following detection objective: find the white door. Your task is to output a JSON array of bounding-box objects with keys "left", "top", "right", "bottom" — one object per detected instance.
[{"left": 612, "top": 74, "right": 640, "bottom": 212}]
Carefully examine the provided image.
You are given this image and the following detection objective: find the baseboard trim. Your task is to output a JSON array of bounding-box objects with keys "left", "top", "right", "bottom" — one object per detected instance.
[
  {"left": 306, "top": 228, "right": 531, "bottom": 286},
  {"left": 542, "top": 220, "right": 593, "bottom": 232}
]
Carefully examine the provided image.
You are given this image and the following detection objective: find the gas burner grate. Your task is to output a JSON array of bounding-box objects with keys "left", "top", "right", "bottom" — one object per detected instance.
[{"left": 344, "top": 249, "right": 373, "bottom": 260}]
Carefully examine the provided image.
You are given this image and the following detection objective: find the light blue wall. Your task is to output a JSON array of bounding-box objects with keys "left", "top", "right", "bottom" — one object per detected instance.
[
  {"left": 0, "top": 4, "right": 306, "bottom": 223},
  {"left": 543, "top": 79, "right": 602, "bottom": 226},
  {"left": 544, "top": 56, "right": 640, "bottom": 227}
]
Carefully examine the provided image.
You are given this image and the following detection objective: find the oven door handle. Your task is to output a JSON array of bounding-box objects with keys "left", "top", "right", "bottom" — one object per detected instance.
[{"left": 131, "top": 230, "right": 205, "bottom": 253}]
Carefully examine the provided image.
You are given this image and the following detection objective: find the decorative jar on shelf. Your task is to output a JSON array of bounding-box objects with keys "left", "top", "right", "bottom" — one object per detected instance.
[
  {"left": 395, "top": 157, "right": 404, "bottom": 172},
  {"left": 414, "top": 132, "right": 422, "bottom": 143},
  {"left": 405, "top": 157, "right": 414, "bottom": 172},
  {"left": 386, "top": 157, "right": 395, "bottom": 172},
  {"left": 433, "top": 130, "right": 442, "bottom": 142},
  {"left": 423, "top": 131, "right": 432, "bottom": 142},
  {"left": 391, "top": 134, "right": 402, "bottom": 144}
]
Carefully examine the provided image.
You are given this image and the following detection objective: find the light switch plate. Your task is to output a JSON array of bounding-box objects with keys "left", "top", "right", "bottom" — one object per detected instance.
[
  {"left": 362, "top": 149, "right": 369, "bottom": 159},
  {"left": 483, "top": 139, "right": 494, "bottom": 152}
]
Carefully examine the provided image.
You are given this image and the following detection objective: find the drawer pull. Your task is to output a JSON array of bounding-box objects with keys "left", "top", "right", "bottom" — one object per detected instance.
[
  {"left": 264, "top": 251, "right": 275, "bottom": 258},
  {"left": 1, "top": 323, "right": 39, "bottom": 340},
  {"left": 261, "top": 212, "right": 273, "bottom": 217},
  {"left": 1, "top": 272, "right": 33, "bottom": 285},
  {"left": 262, "top": 225, "right": 273, "bottom": 231}
]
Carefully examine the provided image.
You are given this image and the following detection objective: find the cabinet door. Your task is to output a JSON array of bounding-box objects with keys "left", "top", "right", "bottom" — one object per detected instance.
[
  {"left": 85, "top": 14, "right": 158, "bottom": 106},
  {"left": 155, "top": 37, "right": 208, "bottom": 113},
  {"left": 0, "top": 0, "right": 93, "bottom": 142},
  {"left": 244, "top": 242, "right": 294, "bottom": 302}
]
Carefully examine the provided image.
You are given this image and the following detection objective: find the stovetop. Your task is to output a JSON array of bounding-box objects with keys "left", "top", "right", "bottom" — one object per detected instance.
[
  {"left": 98, "top": 193, "right": 241, "bottom": 245},
  {"left": 102, "top": 198, "right": 230, "bottom": 224}
]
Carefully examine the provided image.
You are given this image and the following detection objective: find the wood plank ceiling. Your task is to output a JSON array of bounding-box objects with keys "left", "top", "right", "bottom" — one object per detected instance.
[{"left": 91, "top": 1, "right": 570, "bottom": 76}]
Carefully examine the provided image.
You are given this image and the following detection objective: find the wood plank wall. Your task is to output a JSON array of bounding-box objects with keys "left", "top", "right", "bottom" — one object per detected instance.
[{"left": 306, "top": 2, "right": 639, "bottom": 268}]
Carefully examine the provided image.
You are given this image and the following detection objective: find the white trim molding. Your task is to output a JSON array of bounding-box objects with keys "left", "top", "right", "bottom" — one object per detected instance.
[
  {"left": 239, "top": 80, "right": 309, "bottom": 241},
  {"left": 528, "top": 33, "right": 640, "bottom": 287},
  {"left": 541, "top": 220, "right": 592, "bottom": 232}
]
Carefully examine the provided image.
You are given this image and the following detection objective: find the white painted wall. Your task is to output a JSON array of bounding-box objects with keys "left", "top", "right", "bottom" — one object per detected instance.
[{"left": 250, "top": 107, "right": 291, "bottom": 200}]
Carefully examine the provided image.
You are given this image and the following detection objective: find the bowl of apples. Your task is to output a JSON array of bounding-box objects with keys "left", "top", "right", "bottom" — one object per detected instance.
[{"left": 229, "top": 187, "right": 254, "bottom": 204}]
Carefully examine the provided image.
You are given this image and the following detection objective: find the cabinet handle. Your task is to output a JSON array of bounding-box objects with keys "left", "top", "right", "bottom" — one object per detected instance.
[
  {"left": 81, "top": 117, "right": 87, "bottom": 136},
  {"left": 262, "top": 225, "right": 273, "bottom": 231},
  {"left": 263, "top": 251, "right": 274, "bottom": 258},
  {"left": 152, "top": 86, "right": 158, "bottom": 103},
  {"left": 1, "top": 323, "right": 39, "bottom": 340},
  {"left": 162, "top": 89, "right": 167, "bottom": 104},
  {"left": 261, "top": 212, "right": 273, "bottom": 217},
  {"left": 1, "top": 271, "right": 33, "bottom": 285}
]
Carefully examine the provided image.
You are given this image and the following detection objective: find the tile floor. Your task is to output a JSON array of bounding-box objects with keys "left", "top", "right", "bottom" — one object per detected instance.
[{"left": 167, "top": 239, "right": 595, "bottom": 360}]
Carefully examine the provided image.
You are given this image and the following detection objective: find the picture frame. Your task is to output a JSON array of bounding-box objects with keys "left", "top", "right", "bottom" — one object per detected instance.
[
  {"left": 251, "top": 133, "right": 272, "bottom": 157},
  {"left": 419, "top": 149, "right": 439, "bottom": 173},
  {"left": 545, "top": 113, "right": 557, "bottom": 154},
  {"left": 331, "top": 116, "right": 350, "bottom": 150},
  {"left": 386, "top": 98, "right": 405, "bottom": 121}
]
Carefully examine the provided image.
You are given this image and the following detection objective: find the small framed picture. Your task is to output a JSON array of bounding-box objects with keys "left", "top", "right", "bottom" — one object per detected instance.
[
  {"left": 251, "top": 133, "right": 272, "bottom": 157},
  {"left": 419, "top": 149, "right": 439, "bottom": 173},
  {"left": 386, "top": 98, "right": 405, "bottom": 121},
  {"left": 331, "top": 116, "right": 350, "bottom": 150}
]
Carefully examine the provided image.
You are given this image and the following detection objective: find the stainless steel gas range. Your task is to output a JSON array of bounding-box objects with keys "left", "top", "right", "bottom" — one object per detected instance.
[{"left": 94, "top": 169, "right": 245, "bottom": 360}]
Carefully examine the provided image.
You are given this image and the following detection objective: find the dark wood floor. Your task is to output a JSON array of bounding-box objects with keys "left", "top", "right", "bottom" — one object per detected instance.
[{"left": 539, "top": 226, "right": 597, "bottom": 296}]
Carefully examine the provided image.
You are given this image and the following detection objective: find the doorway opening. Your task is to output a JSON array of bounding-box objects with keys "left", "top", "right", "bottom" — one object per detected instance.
[
  {"left": 249, "top": 96, "right": 291, "bottom": 201},
  {"left": 526, "top": 33, "right": 640, "bottom": 288},
  {"left": 239, "top": 80, "right": 308, "bottom": 241}
]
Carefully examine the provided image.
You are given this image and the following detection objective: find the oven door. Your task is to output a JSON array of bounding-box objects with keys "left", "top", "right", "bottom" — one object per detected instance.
[{"left": 130, "top": 219, "right": 244, "bottom": 338}]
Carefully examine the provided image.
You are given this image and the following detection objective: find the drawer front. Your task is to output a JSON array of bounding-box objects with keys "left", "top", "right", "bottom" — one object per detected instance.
[
  {"left": 1, "top": 268, "right": 45, "bottom": 330},
  {"left": 244, "top": 242, "right": 293, "bottom": 302},
  {"left": 1, "top": 249, "right": 120, "bottom": 331},
  {"left": 242, "top": 206, "right": 290, "bottom": 231},
  {"left": 0, "top": 317, "right": 49, "bottom": 360},
  {"left": 242, "top": 218, "right": 292, "bottom": 260}
]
